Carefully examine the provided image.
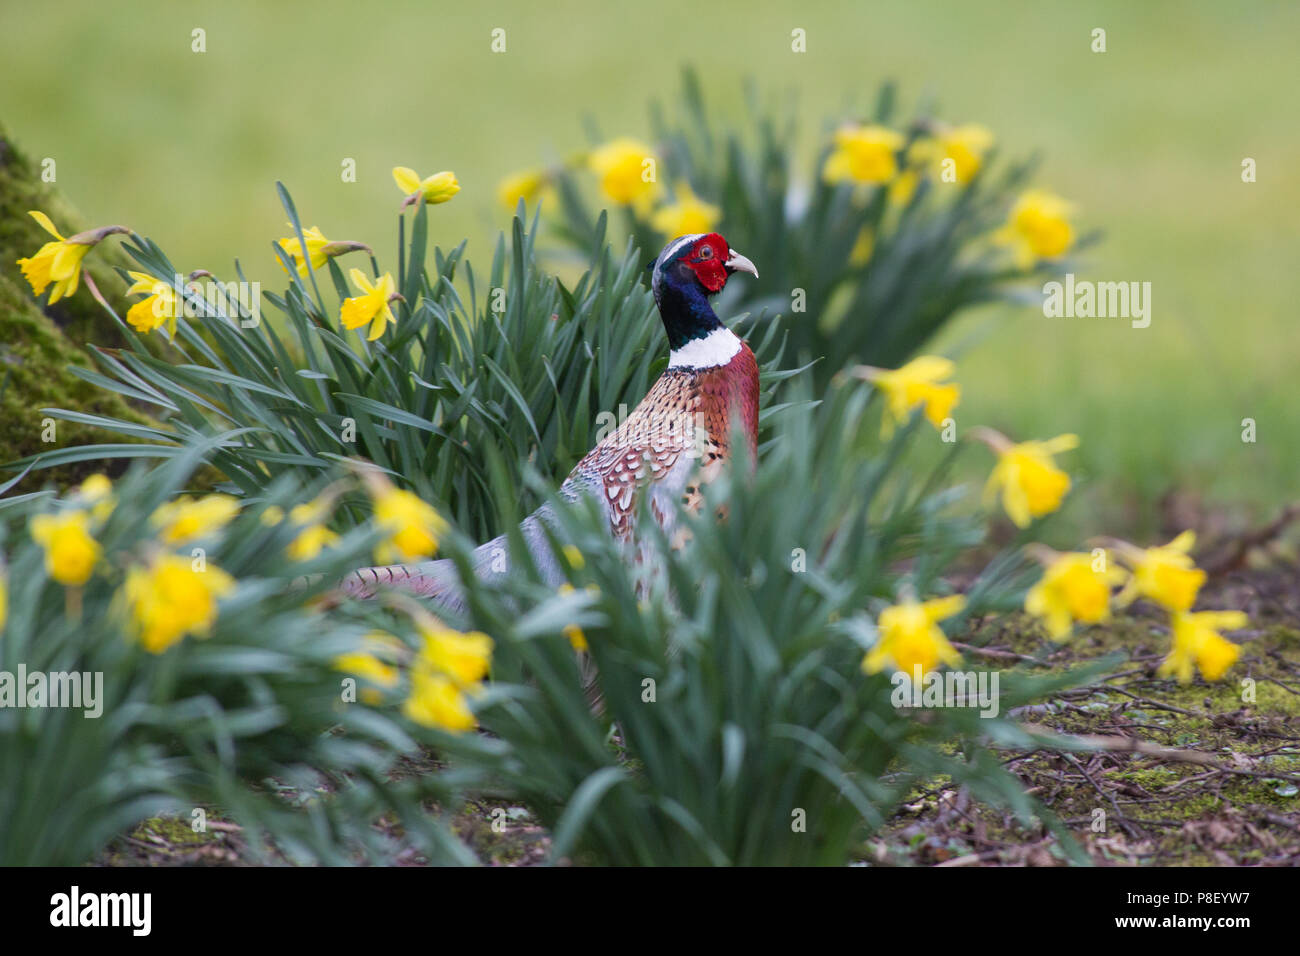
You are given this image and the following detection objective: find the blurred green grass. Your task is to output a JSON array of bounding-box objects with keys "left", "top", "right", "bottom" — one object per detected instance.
[{"left": 3, "top": 0, "right": 1296, "bottom": 533}]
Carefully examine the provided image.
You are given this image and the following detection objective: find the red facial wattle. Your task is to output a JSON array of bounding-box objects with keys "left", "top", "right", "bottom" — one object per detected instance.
[{"left": 684, "top": 233, "right": 730, "bottom": 293}]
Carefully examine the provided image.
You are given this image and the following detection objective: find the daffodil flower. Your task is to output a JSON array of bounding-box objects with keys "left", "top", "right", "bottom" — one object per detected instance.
[
  {"left": 1158, "top": 610, "right": 1247, "bottom": 683},
  {"left": 416, "top": 618, "right": 493, "bottom": 686},
  {"left": 150, "top": 494, "right": 240, "bottom": 545},
  {"left": 340, "top": 269, "right": 399, "bottom": 341},
  {"left": 363, "top": 472, "right": 448, "bottom": 564},
  {"left": 77, "top": 474, "right": 116, "bottom": 523},
  {"left": 124, "top": 270, "right": 180, "bottom": 336},
  {"left": 823, "top": 124, "right": 905, "bottom": 185},
  {"left": 284, "top": 498, "right": 340, "bottom": 561},
  {"left": 16, "top": 211, "right": 128, "bottom": 304},
  {"left": 855, "top": 355, "right": 961, "bottom": 439},
  {"left": 120, "top": 553, "right": 235, "bottom": 654},
  {"left": 497, "top": 167, "right": 551, "bottom": 211},
  {"left": 995, "top": 189, "right": 1075, "bottom": 267},
  {"left": 863, "top": 594, "right": 966, "bottom": 678},
  {"left": 587, "top": 138, "right": 659, "bottom": 208},
  {"left": 276, "top": 225, "right": 371, "bottom": 277},
  {"left": 650, "top": 181, "right": 721, "bottom": 237},
  {"left": 392, "top": 166, "right": 460, "bottom": 206},
  {"left": 1024, "top": 549, "right": 1127, "bottom": 640},
  {"left": 911, "top": 124, "right": 995, "bottom": 185},
  {"left": 975, "top": 428, "right": 1078, "bottom": 528},
  {"left": 334, "top": 630, "right": 405, "bottom": 704},
  {"left": 1113, "top": 531, "right": 1207, "bottom": 613},
  {"left": 401, "top": 615, "right": 493, "bottom": 733},
  {"left": 30, "top": 510, "right": 101, "bottom": 586}
]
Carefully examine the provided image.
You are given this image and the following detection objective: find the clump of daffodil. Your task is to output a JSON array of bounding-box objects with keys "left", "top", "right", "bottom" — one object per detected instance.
[
  {"left": 151, "top": 494, "right": 240, "bottom": 545},
  {"left": 863, "top": 594, "right": 966, "bottom": 678},
  {"left": 972, "top": 427, "right": 1078, "bottom": 529},
  {"left": 120, "top": 553, "right": 235, "bottom": 654},
  {"left": 1112, "top": 531, "right": 1207, "bottom": 613},
  {"left": 587, "top": 137, "right": 659, "bottom": 208},
  {"left": 853, "top": 355, "right": 961, "bottom": 439},
  {"left": 76, "top": 473, "right": 116, "bottom": 523},
  {"left": 16, "top": 211, "right": 129, "bottom": 304},
  {"left": 275, "top": 225, "right": 372, "bottom": 278},
  {"left": 912, "top": 124, "right": 995, "bottom": 185},
  {"left": 392, "top": 166, "right": 460, "bottom": 207},
  {"left": 1158, "top": 610, "right": 1246, "bottom": 684},
  {"left": 30, "top": 510, "right": 100, "bottom": 587},
  {"left": 995, "top": 189, "right": 1075, "bottom": 267},
  {"left": 497, "top": 167, "right": 552, "bottom": 211},
  {"left": 340, "top": 269, "right": 400, "bottom": 341},
  {"left": 123, "top": 270, "right": 180, "bottom": 336},
  {"left": 1024, "top": 546, "right": 1128, "bottom": 640},
  {"left": 823, "top": 124, "right": 905, "bottom": 186},
  {"left": 402, "top": 613, "right": 493, "bottom": 733},
  {"left": 334, "top": 630, "right": 406, "bottom": 705},
  {"left": 651, "top": 181, "right": 721, "bottom": 237},
  {"left": 360, "top": 470, "right": 448, "bottom": 565}
]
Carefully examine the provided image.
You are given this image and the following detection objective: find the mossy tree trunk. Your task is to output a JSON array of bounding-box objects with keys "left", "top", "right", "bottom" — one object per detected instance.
[{"left": 0, "top": 122, "right": 147, "bottom": 491}]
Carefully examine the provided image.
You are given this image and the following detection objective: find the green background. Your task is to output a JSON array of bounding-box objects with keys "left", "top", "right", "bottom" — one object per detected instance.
[{"left": 2, "top": 0, "right": 1295, "bottom": 530}]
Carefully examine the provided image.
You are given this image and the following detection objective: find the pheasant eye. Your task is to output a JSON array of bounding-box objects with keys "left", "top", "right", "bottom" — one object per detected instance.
[{"left": 697, "top": 246, "right": 713, "bottom": 260}]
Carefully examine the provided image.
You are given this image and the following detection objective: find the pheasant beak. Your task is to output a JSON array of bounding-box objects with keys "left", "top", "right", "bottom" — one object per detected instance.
[{"left": 724, "top": 249, "right": 759, "bottom": 279}]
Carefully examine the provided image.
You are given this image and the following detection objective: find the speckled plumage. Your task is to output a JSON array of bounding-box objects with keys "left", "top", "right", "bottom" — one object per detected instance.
[{"left": 342, "top": 233, "right": 760, "bottom": 608}]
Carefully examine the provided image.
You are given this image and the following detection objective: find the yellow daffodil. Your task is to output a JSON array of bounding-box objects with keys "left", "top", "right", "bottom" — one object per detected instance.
[
  {"left": 16, "top": 212, "right": 127, "bottom": 304},
  {"left": 1114, "top": 531, "right": 1206, "bottom": 613},
  {"left": 823, "top": 124, "right": 905, "bottom": 186},
  {"left": 863, "top": 594, "right": 966, "bottom": 678},
  {"left": 124, "top": 270, "right": 180, "bottom": 336},
  {"left": 1025, "top": 550, "right": 1127, "bottom": 640},
  {"left": 285, "top": 499, "right": 340, "bottom": 562},
  {"left": 340, "top": 269, "right": 398, "bottom": 341},
  {"left": 497, "top": 168, "right": 551, "bottom": 211},
  {"left": 587, "top": 137, "right": 658, "bottom": 207},
  {"left": 276, "top": 225, "right": 371, "bottom": 277},
  {"left": 1158, "top": 610, "right": 1247, "bottom": 683},
  {"left": 334, "top": 630, "right": 404, "bottom": 704},
  {"left": 121, "top": 554, "right": 235, "bottom": 654},
  {"left": 366, "top": 475, "right": 448, "bottom": 564},
  {"left": 403, "top": 671, "right": 476, "bottom": 732},
  {"left": 151, "top": 494, "right": 240, "bottom": 545},
  {"left": 416, "top": 620, "right": 493, "bottom": 686},
  {"left": 392, "top": 167, "right": 460, "bottom": 205},
  {"left": 912, "top": 124, "right": 994, "bottom": 185},
  {"left": 77, "top": 473, "right": 116, "bottom": 523},
  {"left": 977, "top": 430, "right": 1078, "bottom": 528},
  {"left": 277, "top": 225, "right": 330, "bottom": 275},
  {"left": 650, "top": 181, "right": 721, "bottom": 237},
  {"left": 402, "top": 617, "right": 492, "bottom": 732},
  {"left": 855, "top": 355, "right": 961, "bottom": 439},
  {"left": 995, "top": 189, "right": 1075, "bottom": 267},
  {"left": 30, "top": 510, "right": 100, "bottom": 586}
]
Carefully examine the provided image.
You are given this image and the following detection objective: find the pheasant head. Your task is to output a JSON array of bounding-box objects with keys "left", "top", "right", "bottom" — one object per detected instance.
[{"left": 650, "top": 233, "right": 758, "bottom": 352}]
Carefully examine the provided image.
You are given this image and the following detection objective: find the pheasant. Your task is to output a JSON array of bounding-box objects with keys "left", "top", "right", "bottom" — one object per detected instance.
[{"left": 342, "top": 233, "right": 760, "bottom": 607}]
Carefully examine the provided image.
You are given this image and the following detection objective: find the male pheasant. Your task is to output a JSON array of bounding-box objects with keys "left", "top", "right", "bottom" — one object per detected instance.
[{"left": 343, "top": 233, "right": 759, "bottom": 607}]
